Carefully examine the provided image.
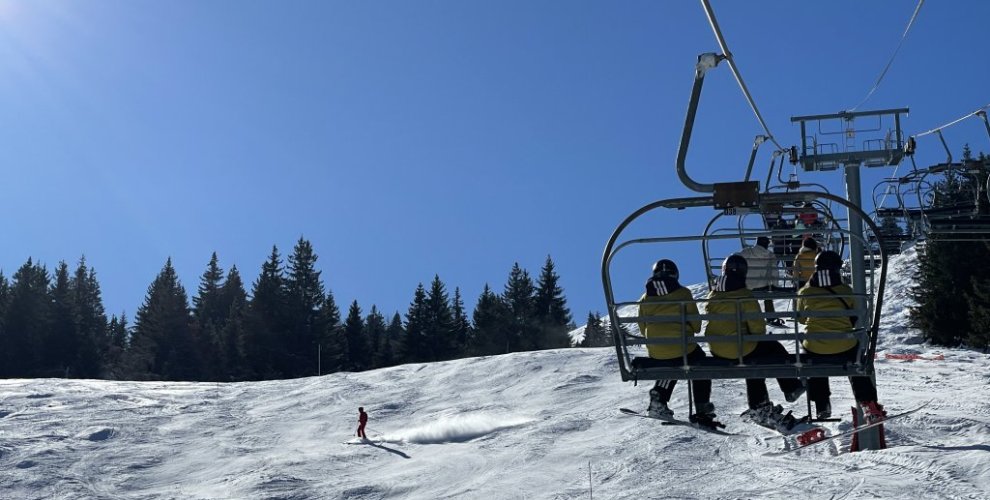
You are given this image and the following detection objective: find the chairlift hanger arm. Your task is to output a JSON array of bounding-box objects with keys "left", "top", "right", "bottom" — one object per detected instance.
[
  {"left": 676, "top": 53, "right": 725, "bottom": 194},
  {"left": 744, "top": 135, "right": 768, "bottom": 182},
  {"left": 978, "top": 111, "right": 990, "bottom": 143},
  {"left": 935, "top": 130, "right": 952, "bottom": 164}
]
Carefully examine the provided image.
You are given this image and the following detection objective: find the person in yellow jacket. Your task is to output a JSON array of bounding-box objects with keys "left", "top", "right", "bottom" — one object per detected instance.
[
  {"left": 798, "top": 250, "right": 880, "bottom": 420},
  {"left": 705, "top": 254, "right": 805, "bottom": 425},
  {"left": 638, "top": 259, "right": 716, "bottom": 425},
  {"left": 792, "top": 237, "right": 819, "bottom": 288}
]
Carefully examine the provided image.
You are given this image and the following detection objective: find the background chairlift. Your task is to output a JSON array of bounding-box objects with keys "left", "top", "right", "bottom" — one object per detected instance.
[
  {"left": 906, "top": 118, "right": 990, "bottom": 243},
  {"left": 919, "top": 160, "right": 990, "bottom": 242}
]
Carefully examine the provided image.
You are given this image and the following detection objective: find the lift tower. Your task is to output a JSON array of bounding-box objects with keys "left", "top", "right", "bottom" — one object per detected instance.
[{"left": 790, "top": 108, "right": 910, "bottom": 306}]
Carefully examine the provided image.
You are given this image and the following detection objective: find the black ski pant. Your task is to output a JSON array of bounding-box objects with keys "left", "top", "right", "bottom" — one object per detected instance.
[
  {"left": 751, "top": 285, "right": 777, "bottom": 314},
  {"left": 651, "top": 347, "right": 712, "bottom": 407},
  {"left": 736, "top": 341, "right": 803, "bottom": 409},
  {"left": 804, "top": 345, "right": 878, "bottom": 404}
]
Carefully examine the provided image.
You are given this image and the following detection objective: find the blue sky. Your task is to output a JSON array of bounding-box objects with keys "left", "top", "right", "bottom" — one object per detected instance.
[{"left": 1, "top": 1, "right": 987, "bottom": 324}]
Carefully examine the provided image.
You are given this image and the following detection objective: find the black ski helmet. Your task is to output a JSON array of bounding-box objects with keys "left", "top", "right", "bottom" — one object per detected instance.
[
  {"left": 652, "top": 259, "right": 679, "bottom": 280},
  {"left": 815, "top": 250, "right": 843, "bottom": 271},
  {"left": 722, "top": 254, "right": 748, "bottom": 277}
]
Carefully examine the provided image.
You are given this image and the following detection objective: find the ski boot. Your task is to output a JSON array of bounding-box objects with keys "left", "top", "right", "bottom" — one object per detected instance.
[{"left": 647, "top": 390, "right": 674, "bottom": 420}]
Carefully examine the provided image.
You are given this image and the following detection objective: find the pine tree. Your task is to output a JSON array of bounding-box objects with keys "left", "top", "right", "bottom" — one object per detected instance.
[
  {"left": 968, "top": 274, "right": 990, "bottom": 351},
  {"left": 451, "top": 287, "right": 471, "bottom": 357},
  {"left": 47, "top": 262, "right": 78, "bottom": 376},
  {"left": 193, "top": 253, "right": 226, "bottom": 380},
  {"left": 365, "top": 306, "right": 387, "bottom": 368},
  {"left": 104, "top": 313, "right": 129, "bottom": 379},
  {"left": 579, "top": 311, "right": 612, "bottom": 347},
  {"left": 343, "top": 300, "right": 369, "bottom": 371},
  {"left": 193, "top": 253, "right": 226, "bottom": 327},
  {"left": 219, "top": 266, "right": 249, "bottom": 379},
  {"left": 403, "top": 284, "right": 429, "bottom": 362},
  {"left": 470, "top": 284, "right": 509, "bottom": 356},
  {"left": 317, "top": 290, "right": 343, "bottom": 374},
  {"left": 245, "top": 246, "right": 288, "bottom": 379},
  {"left": 128, "top": 258, "right": 199, "bottom": 380},
  {"left": 382, "top": 312, "right": 403, "bottom": 367},
  {"left": 503, "top": 263, "right": 536, "bottom": 352},
  {"left": 0, "top": 272, "right": 10, "bottom": 376},
  {"left": 533, "top": 256, "right": 573, "bottom": 349},
  {"left": 284, "top": 237, "right": 326, "bottom": 377},
  {"left": 72, "top": 258, "right": 108, "bottom": 379},
  {"left": 424, "top": 275, "right": 454, "bottom": 361},
  {"left": 4, "top": 259, "right": 52, "bottom": 377}
]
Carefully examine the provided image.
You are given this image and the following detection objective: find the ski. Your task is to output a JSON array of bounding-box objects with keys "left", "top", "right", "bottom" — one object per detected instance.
[
  {"left": 765, "top": 403, "right": 927, "bottom": 455},
  {"left": 619, "top": 408, "right": 739, "bottom": 436}
]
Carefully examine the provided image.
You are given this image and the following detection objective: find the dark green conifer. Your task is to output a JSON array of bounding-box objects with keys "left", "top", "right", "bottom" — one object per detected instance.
[
  {"left": 343, "top": 300, "right": 368, "bottom": 371},
  {"left": 470, "top": 284, "right": 509, "bottom": 356},
  {"left": 246, "top": 246, "right": 288, "bottom": 379},
  {"left": 424, "top": 275, "right": 454, "bottom": 361},
  {"left": 451, "top": 287, "right": 471, "bottom": 357},
  {"left": 365, "top": 306, "right": 387, "bottom": 368},
  {"left": 382, "top": 312, "right": 403, "bottom": 367},
  {"left": 403, "top": 284, "right": 429, "bottom": 362},
  {"left": 129, "top": 258, "right": 199, "bottom": 380},
  {"left": 72, "top": 258, "right": 108, "bottom": 379},
  {"left": 533, "top": 256, "right": 573, "bottom": 349},
  {"left": 285, "top": 237, "right": 326, "bottom": 377},
  {"left": 4, "top": 259, "right": 52, "bottom": 376},
  {"left": 502, "top": 263, "right": 536, "bottom": 352},
  {"left": 48, "top": 262, "right": 78, "bottom": 376},
  {"left": 317, "top": 290, "right": 343, "bottom": 374}
]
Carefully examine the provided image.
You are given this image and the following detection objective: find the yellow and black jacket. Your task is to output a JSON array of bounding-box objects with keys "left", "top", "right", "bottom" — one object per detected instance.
[
  {"left": 704, "top": 286, "right": 766, "bottom": 359},
  {"left": 798, "top": 278, "right": 857, "bottom": 355},
  {"left": 638, "top": 284, "right": 701, "bottom": 360}
]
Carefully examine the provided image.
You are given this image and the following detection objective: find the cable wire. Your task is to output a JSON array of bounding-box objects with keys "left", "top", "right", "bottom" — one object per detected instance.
[
  {"left": 915, "top": 103, "right": 990, "bottom": 138},
  {"left": 699, "top": 0, "right": 786, "bottom": 152},
  {"left": 849, "top": 0, "right": 925, "bottom": 112}
]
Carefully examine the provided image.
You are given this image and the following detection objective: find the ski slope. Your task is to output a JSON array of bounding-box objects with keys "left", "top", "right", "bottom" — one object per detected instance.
[{"left": 1, "top": 247, "right": 989, "bottom": 499}]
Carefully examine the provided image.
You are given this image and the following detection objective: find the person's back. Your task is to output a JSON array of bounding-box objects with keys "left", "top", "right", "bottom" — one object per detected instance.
[
  {"left": 705, "top": 287, "right": 765, "bottom": 359},
  {"left": 705, "top": 254, "right": 804, "bottom": 419},
  {"left": 639, "top": 285, "right": 701, "bottom": 360},
  {"left": 739, "top": 242, "right": 775, "bottom": 290},
  {"left": 636, "top": 259, "right": 716, "bottom": 426},
  {"left": 798, "top": 274, "right": 857, "bottom": 354},
  {"left": 705, "top": 254, "right": 767, "bottom": 359},
  {"left": 793, "top": 238, "right": 819, "bottom": 285},
  {"left": 797, "top": 250, "right": 877, "bottom": 422}
]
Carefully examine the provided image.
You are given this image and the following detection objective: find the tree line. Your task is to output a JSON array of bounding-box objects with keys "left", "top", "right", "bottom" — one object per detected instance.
[
  {"left": 0, "top": 238, "right": 578, "bottom": 381},
  {"left": 910, "top": 146, "right": 990, "bottom": 351}
]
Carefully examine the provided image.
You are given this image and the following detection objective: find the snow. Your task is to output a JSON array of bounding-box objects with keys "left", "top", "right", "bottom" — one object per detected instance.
[{"left": 2, "top": 245, "right": 989, "bottom": 499}]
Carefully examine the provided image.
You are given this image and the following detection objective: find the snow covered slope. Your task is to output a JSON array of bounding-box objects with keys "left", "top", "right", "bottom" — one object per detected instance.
[{"left": 1, "top": 247, "right": 989, "bottom": 499}]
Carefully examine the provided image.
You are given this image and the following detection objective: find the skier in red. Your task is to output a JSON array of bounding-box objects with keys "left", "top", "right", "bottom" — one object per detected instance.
[{"left": 357, "top": 407, "right": 368, "bottom": 439}]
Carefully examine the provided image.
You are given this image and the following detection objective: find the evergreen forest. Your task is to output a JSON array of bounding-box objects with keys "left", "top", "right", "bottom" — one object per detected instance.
[
  {"left": 2, "top": 149, "right": 988, "bottom": 381},
  {"left": 0, "top": 239, "right": 576, "bottom": 381},
  {"left": 910, "top": 147, "right": 990, "bottom": 351}
]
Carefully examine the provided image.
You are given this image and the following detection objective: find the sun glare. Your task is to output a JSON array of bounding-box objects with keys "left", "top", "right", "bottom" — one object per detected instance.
[{"left": 0, "top": 1, "right": 21, "bottom": 21}]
